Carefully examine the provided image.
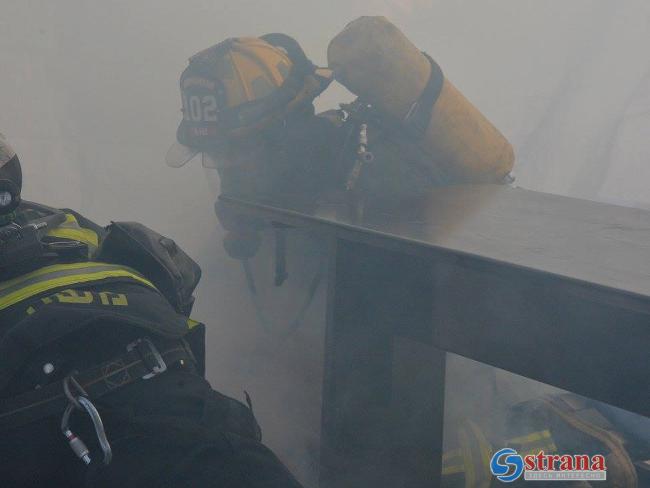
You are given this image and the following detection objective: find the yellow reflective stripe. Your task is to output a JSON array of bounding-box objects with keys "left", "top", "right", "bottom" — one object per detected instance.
[
  {"left": 187, "top": 318, "right": 201, "bottom": 329},
  {"left": 46, "top": 214, "right": 99, "bottom": 248},
  {"left": 507, "top": 429, "right": 557, "bottom": 456},
  {"left": 55, "top": 213, "right": 77, "bottom": 227},
  {"left": 519, "top": 442, "right": 558, "bottom": 458},
  {"left": 0, "top": 269, "right": 155, "bottom": 311},
  {"left": 47, "top": 227, "right": 99, "bottom": 248},
  {"left": 466, "top": 421, "right": 492, "bottom": 474},
  {"left": 459, "top": 427, "right": 476, "bottom": 486},
  {"left": 56, "top": 213, "right": 82, "bottom": 229},
  {"left": 0, "top": 261, "right": 109, "bottom": 293},
  {"left": 507, "top": 429, "right": 552, "bottom": 446},
  {"left": 0, "top": 263, "right": 156, "bottom": 311},
  {"left": 0, "top": 261, "right": 104, "bottom": 292},
  {"left": 442, "top": 448, "right": 465, "bottom": 476},
  {"left": 442, "top": 464, "right": 465, "bottom": 476},
  {"left": 443, "top": 430, "right": 558, "bottom": 480},
  {"left": 469, "top": 421, "right": 494, "bottom": 487},
  {"left": 443, "top": 448, "right": 461, "bottom": 461}
]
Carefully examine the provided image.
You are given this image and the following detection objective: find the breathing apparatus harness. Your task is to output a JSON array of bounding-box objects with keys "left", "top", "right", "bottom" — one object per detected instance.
[
  {"left": 338, "top": 52, "right": 514, "bottom": 199},
  {"left": 228, "top": 46, "right": 445, "bottom": 337},
  {"left": 339, "top": 52, "right": 445, "bottom": 194},
  {"left": 0, "top": 151, "right": 92, "bottom": 272},
  {"left": 0, "top": 199, "right": 76, "bottom": 274}
]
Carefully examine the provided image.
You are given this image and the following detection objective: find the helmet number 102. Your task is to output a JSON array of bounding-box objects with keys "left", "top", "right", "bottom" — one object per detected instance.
[{"left": 183, "top": 94, "right": 218, "bottom": 122}]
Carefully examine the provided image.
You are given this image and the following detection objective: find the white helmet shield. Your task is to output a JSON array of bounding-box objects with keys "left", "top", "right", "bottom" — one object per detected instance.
[
  {"left": 0, "top": 133, "right": 16, "bottom": 168},
  {"left": 165, "top": 141, "right": 199, "bottom": 168}
]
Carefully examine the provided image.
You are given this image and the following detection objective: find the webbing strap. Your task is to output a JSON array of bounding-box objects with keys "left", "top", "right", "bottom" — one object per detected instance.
[
  {"left": 0, "top": 339, "right": 194, "bottom": 431},
  {"left": 0, "top": 262, "right": 156, "bottom": 311},
  {"left": 402, "top": 52, "right": 445, "bottom": 139}
]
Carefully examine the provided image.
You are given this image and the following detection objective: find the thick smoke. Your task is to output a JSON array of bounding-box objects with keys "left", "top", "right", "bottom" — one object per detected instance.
[{"left": 2, "top": 1, "right": 649, "bottom": 485}]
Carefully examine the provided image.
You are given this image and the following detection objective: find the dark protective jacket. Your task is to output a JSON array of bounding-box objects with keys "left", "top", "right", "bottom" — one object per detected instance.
[
  {"left": 0, "top": 203, "right": 204, "bottom": 393},
  {"left": 0, "top": 203, "right": 303, "bottom": 488},
  {"left": 216, "top": 105, "right": 441, "bottom": 206},
  {"left": 214, "top": 104, "right": 444, "bottom": 242}
]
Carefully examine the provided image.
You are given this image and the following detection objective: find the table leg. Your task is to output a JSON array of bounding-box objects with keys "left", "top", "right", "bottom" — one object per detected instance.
[{"left": 319, "top": 239, "right": 446, "bottom": 488}]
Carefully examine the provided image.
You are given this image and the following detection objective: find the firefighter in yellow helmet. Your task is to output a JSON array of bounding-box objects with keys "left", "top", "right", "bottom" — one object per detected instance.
[
  {"left": 166, "top": 34, "right": 334, "bottom": 193},
  {"left": 165, "top": 25, "right": 515, "bottom": 259},
  {"left": 164, "top": 33, "right": 431, "bottom": 261},
  {"left": 0, "top": 134, "right": 306, "bottom": 487},
  {"left": 166, "top": 23, "right": 516, "bottom": 192},
  {"left": 166, "top": 34, "right": 338, "bottom": 260}
]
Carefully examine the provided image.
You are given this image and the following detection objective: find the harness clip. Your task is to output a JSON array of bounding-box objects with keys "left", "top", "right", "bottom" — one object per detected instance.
[{"left": 126, "top": 338, "right": 167, "bottom": 380}]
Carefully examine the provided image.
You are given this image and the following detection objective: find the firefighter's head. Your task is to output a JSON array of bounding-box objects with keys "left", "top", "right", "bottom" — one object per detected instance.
[
  {"left": 0, "top": 133, "right": 21, "bottom": 219},
  {"left": 165, "top": 34, "right": 332, "bottom": 169}
]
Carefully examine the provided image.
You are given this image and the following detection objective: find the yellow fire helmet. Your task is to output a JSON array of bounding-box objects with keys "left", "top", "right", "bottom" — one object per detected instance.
[{"left": 166, "top": 34, "right": 333, "bottom": 168}]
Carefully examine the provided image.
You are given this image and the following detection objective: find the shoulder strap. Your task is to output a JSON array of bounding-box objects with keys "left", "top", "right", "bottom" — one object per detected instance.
[
  {"left": 402, "top": 52, "right": 445, "bottom": 139},
  {"left": 260, "top": 33, "right": 314, "bottom": 78}
]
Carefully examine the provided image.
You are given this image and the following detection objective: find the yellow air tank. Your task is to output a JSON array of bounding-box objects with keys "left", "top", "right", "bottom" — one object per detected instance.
[{"left": 328, "top": 16, "right": 514, "bottom": 183}]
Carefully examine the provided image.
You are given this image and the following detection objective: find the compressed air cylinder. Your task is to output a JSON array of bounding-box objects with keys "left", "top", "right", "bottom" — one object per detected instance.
[{"left": 327, "top": 16, "right": 514, "bottom": 183}]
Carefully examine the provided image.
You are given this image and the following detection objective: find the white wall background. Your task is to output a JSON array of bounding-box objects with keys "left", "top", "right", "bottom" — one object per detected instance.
[{"left": 2, "top": 1, "right": 649, "bottom": 485}]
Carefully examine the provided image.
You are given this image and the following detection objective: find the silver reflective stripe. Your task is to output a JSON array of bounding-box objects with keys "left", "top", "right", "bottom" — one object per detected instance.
[{"left": 0, "top": 264, "right": 128, "bottom": 298}]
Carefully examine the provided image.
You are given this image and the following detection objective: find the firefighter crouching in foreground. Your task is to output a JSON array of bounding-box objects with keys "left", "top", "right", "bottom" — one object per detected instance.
[
  {"left": 0, "top": 133, "right": 305, "bottom": 487},
  {"left": 165, "top": 16, "right": 648, "bottom": 487}
]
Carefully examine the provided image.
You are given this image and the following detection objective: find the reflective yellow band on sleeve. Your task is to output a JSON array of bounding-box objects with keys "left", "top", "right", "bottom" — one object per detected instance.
[
  {"left": 47, "top": 227, "right": 99, "bottom": 248},
  {"left": 0, "top": 262, "right": 156, "bottom": 311},
  {"left": 46, "top": 213, "right": 99, "bottom": 250},
  {"left": 187, "top": 318, "right": 201, "bottom": 329}
]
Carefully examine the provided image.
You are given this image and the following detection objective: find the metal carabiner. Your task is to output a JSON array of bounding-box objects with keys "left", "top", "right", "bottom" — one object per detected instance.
[
  {"left": 63, "top": 373, "right": 87, "bottom": 410},
  {"left": 78, "top": 396, "right": 112, "bottom": 465},
  {"left": 61, "top": 402, "right": 91, "bottom": 465},
  {"left": 61, "top": 374, "right": 112, "bottom": 466}
]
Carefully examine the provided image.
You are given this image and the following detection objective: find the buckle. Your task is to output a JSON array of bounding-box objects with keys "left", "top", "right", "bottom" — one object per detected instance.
[{"left": 126, "top": 338, "right": 167, "bottom": 380}]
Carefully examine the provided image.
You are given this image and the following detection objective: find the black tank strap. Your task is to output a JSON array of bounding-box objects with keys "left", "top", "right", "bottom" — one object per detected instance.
[
  {"left": 260, "top": 33, "right": 314, "bottom": 77},
  {"left": 402, "top": 52, "right": 445, "bottom": 139}
]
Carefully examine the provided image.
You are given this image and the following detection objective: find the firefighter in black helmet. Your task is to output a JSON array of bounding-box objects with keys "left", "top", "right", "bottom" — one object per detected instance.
[{"left": 0, "top": 133, "right": 305, "bottom": 487}]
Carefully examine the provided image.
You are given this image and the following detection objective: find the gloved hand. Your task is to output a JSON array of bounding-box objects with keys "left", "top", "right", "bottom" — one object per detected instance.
[
  {"left": 222, "top": 230, "right": 262, "bottom": 260},
  {"left": 214, "top": 199, "right": 265, "bottom": 260}
]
